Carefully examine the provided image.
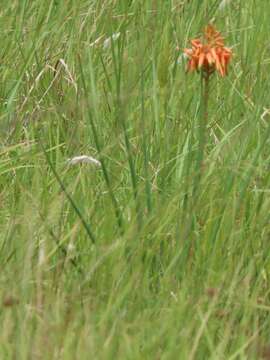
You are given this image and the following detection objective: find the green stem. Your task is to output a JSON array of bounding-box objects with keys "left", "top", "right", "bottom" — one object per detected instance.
[
  {"left": 194, "top": 71, "right": 210, "bottom": 196},
  {"left": 78, "top": 55, "right": 124, "bottom": 233},
  {"left": 39, "top": 140, "right": 96, "bottom": 245},
  {"left": 200, "top": 71, "right": 210, "bottom": 157}
]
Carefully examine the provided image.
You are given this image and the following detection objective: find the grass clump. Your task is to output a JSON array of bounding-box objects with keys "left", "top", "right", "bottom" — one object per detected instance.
[{"left": 1, "top": 0, "right": 270, "bottom": 358}]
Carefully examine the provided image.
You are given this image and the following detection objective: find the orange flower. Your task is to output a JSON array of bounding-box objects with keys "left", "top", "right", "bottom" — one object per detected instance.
[{"left": 184, "top": 25, "right": 232, "bottom": 77}]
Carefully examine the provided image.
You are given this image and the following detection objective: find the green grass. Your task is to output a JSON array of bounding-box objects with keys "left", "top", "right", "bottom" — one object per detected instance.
[{"left": 1, "top": 0, "right": 270, "bottom": 358}]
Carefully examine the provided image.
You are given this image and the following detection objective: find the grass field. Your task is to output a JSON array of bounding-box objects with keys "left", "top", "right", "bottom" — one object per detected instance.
[{"left": 1, "top": 0, "right": 270, "bottom": 358}]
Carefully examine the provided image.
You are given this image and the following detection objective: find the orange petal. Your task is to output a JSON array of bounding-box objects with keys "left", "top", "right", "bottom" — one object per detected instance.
[
  {"left": 215, "top": 58, "right": 223, "bottom": 75},
  {"left": 216, "top": 57, "right": 225, "bottom": 76},
  {"left": 224, "top": 47, "right": 232, "bottom": 55},
  {"left": 191, "top": 39, "right": 202, "bottom": 48},
  {"left": 206, "top": 52, "right": 214, "bottom": 65},
  {"left": 194, "top": 48, "right": 201, "bottom": 57},
  {"left": 215, "top": 39, "right": 225, "bottom": 47},
  {"left": 224, "top": 52, "right": 232, "bottom": 64},
  {"left": 210, "top": 48, "right": 219, "bottom": 63},
  {"left": 198, "top": 53, "right": 205, "bottom": 68},
  {"left": 220, "top": 53, "right": 226, "bottom": 68},
  {"left": 210, "top": 48, "right": 222, "bottom": 72}
]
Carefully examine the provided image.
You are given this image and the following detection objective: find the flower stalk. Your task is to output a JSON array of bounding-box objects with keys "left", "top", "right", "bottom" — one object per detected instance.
[
  {"left": 197, "top": 70, "right": 210, "bottom": 176},
  {"left": 183, "top": 24, "right": 232, "bottom": 188}
]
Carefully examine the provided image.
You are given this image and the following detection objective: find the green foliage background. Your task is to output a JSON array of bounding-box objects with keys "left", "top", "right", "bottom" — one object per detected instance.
[{"left": 1, "top": 0, "right": 270, "bottom": 358}]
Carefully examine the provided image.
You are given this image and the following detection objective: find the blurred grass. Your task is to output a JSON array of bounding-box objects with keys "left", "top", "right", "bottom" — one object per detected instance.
[{"left": 1, "top": 0, "right": 270, "bottom": 358}]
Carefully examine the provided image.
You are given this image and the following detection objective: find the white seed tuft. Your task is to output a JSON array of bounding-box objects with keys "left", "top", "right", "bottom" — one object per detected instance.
[{"left": 67, "top": 155, "right": 101, "bottom": 167}]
